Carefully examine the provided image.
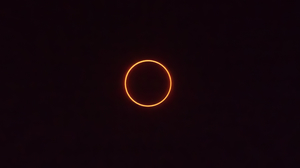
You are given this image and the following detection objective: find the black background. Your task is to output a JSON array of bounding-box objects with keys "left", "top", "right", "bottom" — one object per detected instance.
[{"left": 2, "top": 1, "right": 297, "bottom": 167}]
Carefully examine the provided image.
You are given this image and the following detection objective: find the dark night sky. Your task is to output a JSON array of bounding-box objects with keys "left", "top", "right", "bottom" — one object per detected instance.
[{"left": 2, "top": 1, "right": 296, "bottom": 167}]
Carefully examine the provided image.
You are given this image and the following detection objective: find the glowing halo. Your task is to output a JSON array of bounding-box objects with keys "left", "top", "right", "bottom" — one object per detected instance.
[{"left": 124, "top": 60, "right": 172, "bottom": 107}]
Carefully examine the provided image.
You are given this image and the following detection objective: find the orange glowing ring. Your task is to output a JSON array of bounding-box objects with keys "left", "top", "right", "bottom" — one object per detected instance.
[{"left": 124, "top": 60, "right": 172, "bottom": 107}]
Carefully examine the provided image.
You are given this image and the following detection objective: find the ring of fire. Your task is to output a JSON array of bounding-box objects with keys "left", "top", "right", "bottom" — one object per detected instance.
[{"left": 124, "top": 60, "right": 172, "bottom": 107}]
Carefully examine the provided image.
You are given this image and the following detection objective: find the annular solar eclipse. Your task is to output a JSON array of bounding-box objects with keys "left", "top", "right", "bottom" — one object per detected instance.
[{"left": 124, "top": 60, "right": 172, "bottom": 107}]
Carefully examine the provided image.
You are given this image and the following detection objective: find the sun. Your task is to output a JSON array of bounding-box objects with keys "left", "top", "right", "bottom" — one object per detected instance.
[{"left": 124, "top": 60, "right": 172, "bottom": 107}]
